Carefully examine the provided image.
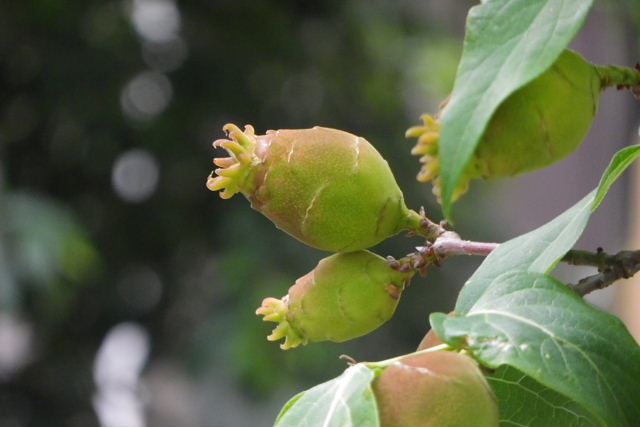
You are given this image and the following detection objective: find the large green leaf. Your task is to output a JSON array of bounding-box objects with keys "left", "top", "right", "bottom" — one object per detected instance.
[
  {"left": 455, "top": 145, "right": 640, "bottom": 314},
  {"left": 593, "top": 145, "right": 640, "bottom": 210},
  {"left": 433, "top": 146, "right": 640, "bottom": 425},
  {"left": 274, "top": 364, "right": 379, "bottom": 427},
  {"left": 488, "top": 365, "right": 600, "bottom": 427},
  {"left": 439, "top": 0, "right": 594, "bottom": 219},
  {"left": 432, "top": 272, "right": 640, "bottom": 426}
]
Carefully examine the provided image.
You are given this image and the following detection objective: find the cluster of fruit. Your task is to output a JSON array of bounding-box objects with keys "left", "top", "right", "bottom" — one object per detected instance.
[
  {"left": 207, "top": 121, "right": 501, "bottom": 425},
  {"left": 207, "top": 123, "right": 433, "bottom": 349},
  {"left": 206, "top": 50, "right": 608, "bottom": 351},
  {"left": 205, "top": 48, "right": 623, "bottom": 426}
]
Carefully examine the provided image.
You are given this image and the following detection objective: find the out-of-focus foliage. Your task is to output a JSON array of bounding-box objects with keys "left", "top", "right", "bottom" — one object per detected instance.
[{"left": 1, "top": 192, "right": 100, "bottom": 308}]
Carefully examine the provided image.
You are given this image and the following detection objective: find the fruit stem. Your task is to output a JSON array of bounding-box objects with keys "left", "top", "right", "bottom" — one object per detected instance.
[
  {"left": 596, "top": 64, "right": 640, "bottom": 95},
  {"left": 423, "top": 232, "right": 499, "bottom": 259},
  {"left": 404, "top": 207, "right": 446, "bottom": 242}
]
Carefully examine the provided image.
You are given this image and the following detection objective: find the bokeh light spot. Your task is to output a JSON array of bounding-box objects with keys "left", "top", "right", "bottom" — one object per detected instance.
[
  {"left": 111, "top": 149, "right": 160, "bottom": 203},
  {"left": 0, "top": 314, "right": 33, "bottom": 380},
  {"left": 93, "top": 322, "right": 149, "bottom": 427},
  {"left": 130, "top": 0, "right": 181, "bottom": 43},
  {"left": 120, "top": 71, "right": 173, "bottom": 122}
]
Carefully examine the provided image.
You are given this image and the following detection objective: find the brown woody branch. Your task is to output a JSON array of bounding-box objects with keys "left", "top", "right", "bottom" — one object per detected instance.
[
  {"left": 563, "top": 249, "right": 640, "bottom": 296},
  {"left": 390, "top": 232, "right": 640, "bottom": 296}
]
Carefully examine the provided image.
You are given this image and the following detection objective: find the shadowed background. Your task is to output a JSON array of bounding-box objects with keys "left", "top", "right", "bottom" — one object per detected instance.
[{"left": 1, "top": 1, "right": 639, "bottom": 426}]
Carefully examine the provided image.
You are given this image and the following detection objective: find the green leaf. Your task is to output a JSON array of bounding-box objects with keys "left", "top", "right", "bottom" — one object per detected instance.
[
  {"left": 593, "top": 145, "right": 640, "bottom": 210},
  {"left": 488, "top": 365, "right": 600, "bottom": 427},
  {"left": 454, "top": 190, "right": 595, "bottom": 314},
  {"left": 274, "top": 364, "right": 379, "bottom": 427},
  {"left": 274, "top": 391, "right": 305, "bottom": 425},
  {"left": 435, "top": 271, "right": 640, "bottom": 427},
  {"left": 455, "top": 144, "right": 640, "bottom": 314},
  {"left": 432, "top": 145, "right": 640, "bottom": 425},
  {"left": 440, "top": 0, "right": 594, "bottom": 219}
]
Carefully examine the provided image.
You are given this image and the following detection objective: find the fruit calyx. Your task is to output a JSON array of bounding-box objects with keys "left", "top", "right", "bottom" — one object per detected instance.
[
  {"left": 206, "top": 123, "right": 261, "bottom": 199},
  {"left": 255, "top": 297, "right": 305, "bottom": 350},
  {"left": 406, "top": 109, "right": 475, "bottom": 202}
]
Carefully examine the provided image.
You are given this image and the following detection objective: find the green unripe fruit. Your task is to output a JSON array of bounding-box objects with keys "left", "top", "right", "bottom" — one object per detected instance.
[
  {"left": 475, "top": 49, "right": 600, "bottom": 177},
  {"left": 256, "top": 250, "right": 413, "bottom": 349},
  {"left": 207, "top": 124, "right": 429, "bottom": 252},
  {"left": 408, "top": 49, "right": 601, "bottom": 201},
  {"left": 373, "top": 351, "right": 499, "bottom": 427}
]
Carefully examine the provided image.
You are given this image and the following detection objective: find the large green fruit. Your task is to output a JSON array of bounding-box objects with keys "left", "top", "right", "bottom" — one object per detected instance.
[
  {"left": 207, "top": 124, "right": 430, "bottom": 252},
  {"left": 373, "top": 351, "right": 499, "bottom": 427},
  {"left": 408, "top": 49, "right": 601, "bottom": 201},
  {"left": 256, "top": 250, "right": 413, "bottom": 349}
]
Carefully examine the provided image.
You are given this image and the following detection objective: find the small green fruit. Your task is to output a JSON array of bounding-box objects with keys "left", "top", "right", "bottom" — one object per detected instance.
[
  {"left": 408, "top": 49, "right": 602, "bottom": 201},
  {"left": 373, "top": 351, "right": 499, "bottom": 427},
  {"left": 207, "top": 124, "right": 428, "bottom": 252},
  {"left": 256, "top": 250, "right": 413, "bottom": 349}
]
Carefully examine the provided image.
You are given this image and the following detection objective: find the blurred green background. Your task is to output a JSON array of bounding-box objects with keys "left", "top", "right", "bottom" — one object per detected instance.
[{"left": 1, "top": 1, "right": 639, "bottom": 426}]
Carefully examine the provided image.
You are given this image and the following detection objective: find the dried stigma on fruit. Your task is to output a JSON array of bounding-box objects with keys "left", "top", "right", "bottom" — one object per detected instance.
[
  {"left": 408, "top": 49, "right": 602, "bottom": 202},
  {"left": 256, "top": 250, "right": 414, "bottom": 349},
  {"left": 373, "top": 351, "right": 499, "bottom": 427},
  {"left": 207, "top": 124, "right": 431, "bottom": 252}
]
